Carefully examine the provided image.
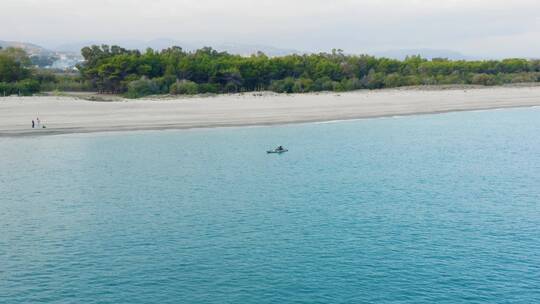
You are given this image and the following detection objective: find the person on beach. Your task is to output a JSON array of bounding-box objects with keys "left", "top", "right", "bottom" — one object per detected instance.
[
  {"left": 32, "top": 120, "right": 35, "bottom": 128},
  {"left": 36, "top": 117, "right": 40, "bottom": 127}
]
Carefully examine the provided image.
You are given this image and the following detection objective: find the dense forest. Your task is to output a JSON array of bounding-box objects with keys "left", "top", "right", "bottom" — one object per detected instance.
[
  {"left": 2, "top": 44, "right": 540, "bottom": 97},
  {"left": 77, "top": 45, "right": 540, "bottom": 98}
]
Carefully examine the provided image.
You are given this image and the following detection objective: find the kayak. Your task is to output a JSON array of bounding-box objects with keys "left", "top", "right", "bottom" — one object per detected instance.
[{"left": 267, "top": 149, "right": 288, "bottom": 154}]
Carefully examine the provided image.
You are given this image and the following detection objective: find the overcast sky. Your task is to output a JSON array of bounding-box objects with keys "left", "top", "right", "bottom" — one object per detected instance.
[{"left": 2, "top": 0, "right": 540, "bottom": 57}]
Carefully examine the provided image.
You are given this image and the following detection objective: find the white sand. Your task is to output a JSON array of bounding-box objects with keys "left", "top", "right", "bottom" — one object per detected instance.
[{"left": 2, "top": 86, "right": 540, "bottom": 137}]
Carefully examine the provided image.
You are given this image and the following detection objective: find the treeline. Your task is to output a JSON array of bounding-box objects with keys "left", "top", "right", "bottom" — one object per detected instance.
[
  {"left": 2, "top": 44, "right": 540, "bottom": 97},
  {"left": 76, "top": 45, "right": 540, "bottom": 97}
]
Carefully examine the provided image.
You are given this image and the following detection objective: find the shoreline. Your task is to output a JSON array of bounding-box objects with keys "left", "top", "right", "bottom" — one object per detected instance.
[
  {"left": 1, "top": 104, "right": 539, "bottom": 138},
  {"left": 2, "top": 86, "right": 540, "bottom": 138}
]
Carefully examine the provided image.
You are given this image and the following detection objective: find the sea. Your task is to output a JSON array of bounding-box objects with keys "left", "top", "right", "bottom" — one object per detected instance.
[{"left": 1, "top": 107, "right": 540, "bottom": 303}]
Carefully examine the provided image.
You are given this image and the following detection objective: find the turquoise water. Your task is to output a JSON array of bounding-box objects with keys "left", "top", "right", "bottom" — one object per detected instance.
[{"left": 2, "top": 108, "right": 540, "bottom": 303}]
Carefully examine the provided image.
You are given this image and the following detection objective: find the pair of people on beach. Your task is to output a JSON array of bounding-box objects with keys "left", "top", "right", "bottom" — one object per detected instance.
[{"left": 31, "top": 117, "right": 41, "bottom": 129}]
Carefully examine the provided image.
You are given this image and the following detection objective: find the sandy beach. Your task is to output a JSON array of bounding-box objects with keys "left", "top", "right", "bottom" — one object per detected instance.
[{"left": 1, "top": 86, "right": 540, "bottom": 137}]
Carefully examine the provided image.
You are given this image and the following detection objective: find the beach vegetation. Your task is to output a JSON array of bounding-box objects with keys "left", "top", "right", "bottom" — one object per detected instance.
[
  {"left": 126, "top": 77, "right": 161, "bottom": 98},
  {"left": 0, "top": 79, "right": 40, "bottom": 96},
  {"left": 0, "top": 47, "right": 41, "bottom": 96},
  {"left": 0, "top": 47, "right": 32, "bottom": 83},
  {"left": 3, "top": 45, "right": 540, "bottom": 97},
  {"left": 38, "top": 72, "right": 93, "bottom": 92},
  {"left": 169, "top": 79, "right": 199, "bottom": 95}
]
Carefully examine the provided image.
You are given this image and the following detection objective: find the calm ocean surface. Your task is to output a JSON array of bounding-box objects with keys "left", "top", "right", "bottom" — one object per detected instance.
[{"left": 1, "top": 108, "right": 540, "bottom": 303}]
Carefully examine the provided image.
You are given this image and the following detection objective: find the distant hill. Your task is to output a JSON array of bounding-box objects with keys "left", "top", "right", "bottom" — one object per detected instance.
[
  {"left": 212, "top": 43, "right": 302, "bottom": 57},
  {"left": 0, "top": 40, "right": 82, "bottom": 69},
  {"left": 54, "top": 39, "right": 302, "bottom": 57},
  {"left": 373, "top": 49, "right": 473, "bottom": 60},
  {"left": 0, "top": 40, "right": 53, "bottom": 56}
]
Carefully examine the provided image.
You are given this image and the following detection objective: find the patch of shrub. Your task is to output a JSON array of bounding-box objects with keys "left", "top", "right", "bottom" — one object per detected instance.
[
  {"left": 470, "top": 73, "right": 499, "bottom": 86},
  {"left": 0, "top": 80, "right": 40, "bottom": 96},
  {"left": 197, "top": 83, "right": 219, "bottom": 94},
  {"left": 125, "top": 77, "right": 161, "bottom": 98},
  {"left": 169, "top": 80, "right": 199, "bottom": 95},
  {"left": 269, "top": 77, "right": 295, "bottom": 93}
]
